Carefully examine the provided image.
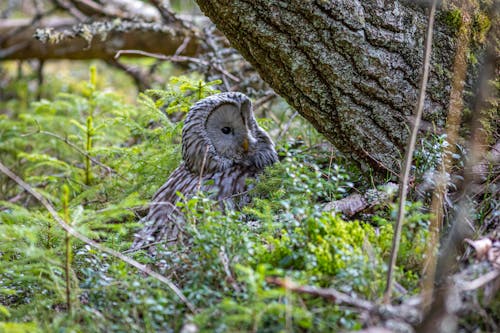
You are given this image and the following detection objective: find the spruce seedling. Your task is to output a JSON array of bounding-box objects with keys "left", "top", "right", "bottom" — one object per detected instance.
[{"left": 62, "top": 184, "right": 73, "bottom": 314}]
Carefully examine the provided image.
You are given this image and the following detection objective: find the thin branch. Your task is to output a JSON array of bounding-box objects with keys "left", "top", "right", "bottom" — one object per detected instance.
[
  {"left": 203, "top": 25, "right": 232, "bottom": 90},
  {"left": 267, "top": 277, "right": 374, "bottom": 311},
  {"left": 174, "top": 36, "right": 192, "bottom": 56},
  {"left": 384, "top": 0, "right": 438, "bottom": 303},
  {"left": 149, "top": 0, "right": 183, "bottom": 25},
  {"left": 51, "top": 0, "right": 88, "bottom": 21},
  {"left": 253, "top": 92, "right": 278, "bottom": 110},
  {"left": 122, "top": 237, "right": 177, "bottom": 254},
  {"left": 360, "top": 147, "right": 400, "bottom": 183},
  {"left": 71, "top": 0, "right": 109, "bottom": 16},
  {"left": 115, "top": 49, "right": 241, "bottom": 82},
  {"left": 461, "top": 269, "right": 500, "bottom": 291},
  {"left": 219, "top": 246, "right": 241, "bottom": 292},
  {"left": 0, "top": 161, "right": 196, "bottom": 314},
  {"left": 197, "top": 145, "right": 210, "bottom": 193},
  {"left": 105, "top": 58, "right": 150, "bottom": 90},
  {"left": 276, "top": 111, "right": 299, "bottom": 143},
  {"left": 268, "top": 277, "right": 426, "bottom": 327}
]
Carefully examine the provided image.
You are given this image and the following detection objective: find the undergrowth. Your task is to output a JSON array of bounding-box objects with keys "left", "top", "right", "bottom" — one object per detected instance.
[{"left": 0, "top": 67, "right": 431, "bottom": 332}]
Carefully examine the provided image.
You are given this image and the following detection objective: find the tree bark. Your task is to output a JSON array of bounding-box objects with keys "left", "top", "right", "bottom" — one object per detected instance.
[
  {"left": 195, "top": 0, "right": 463, "bottom": 176},
  {"left": 0, "top": 17, "right": 201, "bottom": 60}
]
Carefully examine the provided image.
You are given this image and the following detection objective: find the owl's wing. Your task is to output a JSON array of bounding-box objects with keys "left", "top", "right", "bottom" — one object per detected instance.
[
  {"left": 130, "top": 165, "right": 258, "bottom": 252},
  {"left": 129, "top": 164, "right": 200, "bottom": 252}
]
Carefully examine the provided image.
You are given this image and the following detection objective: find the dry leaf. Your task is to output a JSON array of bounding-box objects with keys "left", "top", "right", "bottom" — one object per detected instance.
[{"left": 465, "top": 238, "right": 492, "bottom": 259}]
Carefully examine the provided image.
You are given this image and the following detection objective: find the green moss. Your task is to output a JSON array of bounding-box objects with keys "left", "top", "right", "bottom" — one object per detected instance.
[
  {"left": 472, "top": 11, "right": 492, "bottom": 44},
  {"left": 442, "top": 8, "right": 463, "bottom": 32}
]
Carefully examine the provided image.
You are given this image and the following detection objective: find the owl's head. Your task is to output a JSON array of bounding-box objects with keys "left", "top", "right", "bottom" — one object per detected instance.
[{"left": 182, "top": 92, "right": 278, "bottom": 174}]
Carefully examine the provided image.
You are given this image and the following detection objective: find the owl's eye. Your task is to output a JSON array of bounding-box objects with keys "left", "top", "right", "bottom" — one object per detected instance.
[{"left": 221, "top": 127, "right": 232, "bottom": 135}]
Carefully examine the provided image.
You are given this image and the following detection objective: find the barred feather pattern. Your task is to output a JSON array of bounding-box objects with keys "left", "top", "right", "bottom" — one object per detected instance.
[{"left": 130, "top": 92, "right": 278, "bottom": 251}]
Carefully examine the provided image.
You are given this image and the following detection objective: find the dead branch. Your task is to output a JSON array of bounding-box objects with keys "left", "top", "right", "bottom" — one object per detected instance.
[
  {"left": 51, "top": 0, "right": 88, "bottom": 21},
  {"left": 67, "top": 0, "right": 164, "bottom": 21},
  {"left": 115, "top": 49, "right": 240, "bottom": 82},
  {"left": 105, "top": 58, "right": 150, "bottom": 90},
  {"left": 149, "top": 0, "right": 182, "bottom": 25},
  {"left": 324, "top": 183, "right": 397, "bottom": 217},
  {"left": 0, "top": 17, "right": 201, "bottom": 60},
  {"left": 266, "top": 277, "right": 374, "bottom": 311},
  {"left": 460, "top": 269, "right": 500, "bottom": 291},
  {"left": 269, "top": 263, "right": 499, "bottom": 332},
  {"left": 267, "top": 277, "right": 423, "bottom": 329}
]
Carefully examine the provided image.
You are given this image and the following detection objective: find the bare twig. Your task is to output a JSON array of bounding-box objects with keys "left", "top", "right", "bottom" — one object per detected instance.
[
  {"left": 105, "top": 58, "right": 150, "bottom": 90},
  {"left": 197, "top": 145, "right": 210, "bottom": 193},
  {"left": 360, "top": 147, "right": 399, "bottom": 179},
  {"left": 115, "top": 49, "right": 241, "bottom": 82},
  {"left": 253, "top": 92, "right": 278, "bottom": 110},
  {"left": 267, "top": 277, "right": 374, "bottom": 311},
  {"left": 122, "top": 237, "right": 177, "bottom": 254},
  {"left": 174, "top": 36, "right": 192, "bottom": 56},
  {"left": 203, "top": 26, "right": 232, "bottom": 90},
  {"left": 62, "top": 186, "right": 72, "bottom": 314},
  {"left": 219, "top": 246, "right": 241, "bottom": 292},
  {"left": 461, "top": 270, "right": 500, "bottom": 291},
  {"left": 276, "top": 111, "right": 299, "bottom": 143},
  {"left": 384, "top": 0, "right": 438, "bottom": 303},
  {"left": 0, "top": 161, "right": 196, "bottom": 314},
  {"left": 51, "top": 0, "right": 87, "bottom": 21},
  {"left": 149, "top": 0, "right": 182, "bottom": 24},
  {"left": 146, "top": 36, "right": 194, "bottom": 77},
  {"left": 71, "top": 0, "right": 110, "bottom": 17}
]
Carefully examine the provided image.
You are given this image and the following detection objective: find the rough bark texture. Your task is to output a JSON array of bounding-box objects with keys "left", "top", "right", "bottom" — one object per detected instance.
[
  {"left": 0, "top": 17, "right": 200, "bottom": 60},
  {"left": 195, "top": 0, "right": 460, "bottom": 176}
]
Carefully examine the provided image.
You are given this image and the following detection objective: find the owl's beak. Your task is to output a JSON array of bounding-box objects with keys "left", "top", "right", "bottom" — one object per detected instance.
[{"left": 242, "top": 138, "right": 249, "bottom": 152}]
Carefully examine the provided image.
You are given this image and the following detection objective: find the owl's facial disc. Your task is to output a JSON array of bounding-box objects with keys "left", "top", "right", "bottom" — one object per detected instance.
[{"left": 205, "top": 103, "right": 256, "bottom": 161}]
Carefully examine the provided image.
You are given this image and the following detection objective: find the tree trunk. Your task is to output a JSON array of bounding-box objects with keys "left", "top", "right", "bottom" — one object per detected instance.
[{"left": 195, "top": 0, "right": 465, "bottom": 177}]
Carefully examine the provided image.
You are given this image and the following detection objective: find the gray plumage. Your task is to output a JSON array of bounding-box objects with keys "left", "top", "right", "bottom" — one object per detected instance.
[{"left": 130, "top": 92, "right": 278, "bottom": 251}]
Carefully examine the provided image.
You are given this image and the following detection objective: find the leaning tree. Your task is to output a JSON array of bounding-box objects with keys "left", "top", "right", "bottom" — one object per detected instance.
[{"left": 195, "top": 0, "right": 495, "bottom": 177}]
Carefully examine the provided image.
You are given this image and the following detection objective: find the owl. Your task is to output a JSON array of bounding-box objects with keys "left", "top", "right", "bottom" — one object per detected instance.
[{"left": 130, "top": 92, "right": 278, "bottom": 251}]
